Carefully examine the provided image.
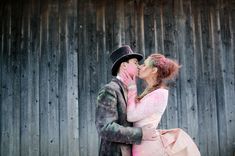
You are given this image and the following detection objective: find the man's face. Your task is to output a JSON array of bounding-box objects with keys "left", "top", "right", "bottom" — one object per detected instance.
[{"left": 125, "top": 58, "right": 139, "bottom": 77}]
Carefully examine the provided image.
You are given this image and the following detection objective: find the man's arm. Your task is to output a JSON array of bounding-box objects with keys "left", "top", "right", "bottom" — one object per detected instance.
[{"left": 95, "top": 86, "right": 142, "bottom": 144}]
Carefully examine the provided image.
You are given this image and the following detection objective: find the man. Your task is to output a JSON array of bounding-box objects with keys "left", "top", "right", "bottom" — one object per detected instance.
[{"left": 95, "top": 45, "right": 158, "bottom": 156}]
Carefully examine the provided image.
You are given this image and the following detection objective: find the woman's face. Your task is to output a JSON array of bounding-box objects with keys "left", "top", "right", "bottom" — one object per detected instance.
[{"left": 138, "top": 57, "right": 157, "bottom": 79}]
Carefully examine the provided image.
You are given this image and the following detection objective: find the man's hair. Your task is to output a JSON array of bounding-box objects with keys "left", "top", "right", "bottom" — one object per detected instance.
[{"left": 116, "top": 60, "right": 130, "bottom": 75}]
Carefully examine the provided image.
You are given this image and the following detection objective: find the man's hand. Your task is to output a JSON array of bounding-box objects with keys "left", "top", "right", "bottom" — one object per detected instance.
[{"left": 142, "top": 124, "right": 159, "bottom": 141}]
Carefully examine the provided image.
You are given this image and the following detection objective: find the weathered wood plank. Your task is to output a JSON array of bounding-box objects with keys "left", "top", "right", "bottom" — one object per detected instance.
[
  {"left": 160, "top": 0, "right": 176, "bottom": 129},
  {"left": 1, "top": 4, "right": 12, "bottom": 156},
  {"left": 180, "top": 0, "right": 199, "bottom": 144},
  {"left": 0, "top": 4, "right": 2, "bottom": 154},
  {"left": 113, "top": 0, "right": 124, "bottom": 48},
  {"left": 220, "top": 0, "right": 235, "bottom": 155},
  {"left": 144, "top": 0, "right": 157, "bottom": 57},
  {"left": 58, "top": 0, "right": 69, "bottom": 155},
  {"left": 19, "top": 1, "right": 31, "bottom": 156},
  {"left": 47, "top": 1, "right": 60, "bottom": 155},
  {"left": 85, "top": 0, "right": 98, "bottom": 155},
  {"left": 213, "top": 1, "right": 227, "bottom": 155},
  {"left": 155, "top": 0, "right": 164, "bottom": 53},
  {"left": 96, "top": 0, "right": 107, "bottom": 87},
  {"left": 39, "top": 1, "right": 50, "bottom": 155},
  {"left": 193, "top": 1, "right": 206, "bottom": 154},
  {"left": 12, "top": 1, "right": 24, "bottom": 155},
  {"left": 198, "top": 1, "right": 219, "bottom": 155},
  {"left": 230, "top": 3, "right": 235, "bottom": 155},
  {"left": 163, "top": 0, "right": 179, "bottom": 130},
  {"left": 105, "top": 0, "right": 115, "bottom": 81},
  {"left": 66, "top": 0, "right": 79, "bottom": 155},
  {"left": 135, "top": 1, "right": 145, "bottom": 57},
  {"left": 124, "top": 0, "right": 137, "bottom": 51},
  {"left": 78, "top": 1, "right": 88, "bottom": 155},
  {"left": 29, "top": 0, "right": 40, "bottom": 155}
]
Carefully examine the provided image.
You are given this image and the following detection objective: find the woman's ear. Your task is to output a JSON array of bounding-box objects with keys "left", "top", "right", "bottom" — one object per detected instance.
[{"left": 152, "top": 67, "right": 158, "bottom": 74}]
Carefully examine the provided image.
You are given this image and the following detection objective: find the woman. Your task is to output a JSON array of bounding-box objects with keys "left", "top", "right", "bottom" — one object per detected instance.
[{"left": 121, "top": 54, "right": 200, "bottom": 156}]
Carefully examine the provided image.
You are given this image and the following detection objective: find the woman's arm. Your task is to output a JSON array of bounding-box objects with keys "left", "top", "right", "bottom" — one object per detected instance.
[
  {"left": 120, "top": 70, "right": 168, "bottom": 122},
  {"left": 127, "top": 85, "right": 168, "bottom": 122}
]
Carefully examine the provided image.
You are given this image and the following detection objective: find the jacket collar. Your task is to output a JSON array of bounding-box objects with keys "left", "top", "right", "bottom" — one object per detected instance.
[{"left": 112, "top": 77, "right": 128, "bottom": 104}]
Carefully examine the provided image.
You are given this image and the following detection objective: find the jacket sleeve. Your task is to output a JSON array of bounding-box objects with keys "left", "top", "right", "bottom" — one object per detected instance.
[{"left": 95, "top": 86, "right": 142, "bottom": 144}]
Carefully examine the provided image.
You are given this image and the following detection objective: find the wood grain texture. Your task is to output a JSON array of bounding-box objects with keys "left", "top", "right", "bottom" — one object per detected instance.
[{"left": 0, "top": 0, "right": 235, "bottom": 156}]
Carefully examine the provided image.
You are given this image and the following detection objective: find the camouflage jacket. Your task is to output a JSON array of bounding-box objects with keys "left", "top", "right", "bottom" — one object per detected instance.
[{"left": 95, "top": 78, "right": 142, "bottom": 156}]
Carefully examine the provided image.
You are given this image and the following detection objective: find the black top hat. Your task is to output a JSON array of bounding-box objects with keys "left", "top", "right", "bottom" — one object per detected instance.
[{"left": 110, "top": 45, "right": 143, "bottom": 76}]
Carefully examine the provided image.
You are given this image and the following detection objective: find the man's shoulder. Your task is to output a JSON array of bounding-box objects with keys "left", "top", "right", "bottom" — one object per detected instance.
[
  {"left": 96, "top": 79, "right": 121, "bottom": 99},
  {"left": 100, "top": 79, "right": 120, "bottom": 91}
]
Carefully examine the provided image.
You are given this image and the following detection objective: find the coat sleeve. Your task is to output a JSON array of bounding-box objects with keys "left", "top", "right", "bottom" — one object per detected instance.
[{"left": 95, "top": 86, "right": 142, "bottom": 144}]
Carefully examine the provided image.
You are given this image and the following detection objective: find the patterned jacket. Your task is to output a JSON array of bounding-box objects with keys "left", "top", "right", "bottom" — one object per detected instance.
[{"left": 95, "top": 78, "right": 142, "bottom": 156}]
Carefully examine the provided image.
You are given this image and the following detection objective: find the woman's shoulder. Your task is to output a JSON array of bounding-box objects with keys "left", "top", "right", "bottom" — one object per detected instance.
[
  {"left": 152, "top": 88, "right": 169, "bottom": 95},
  {"left": 141, "top": 88, "right": 168, "bottom": 101}
]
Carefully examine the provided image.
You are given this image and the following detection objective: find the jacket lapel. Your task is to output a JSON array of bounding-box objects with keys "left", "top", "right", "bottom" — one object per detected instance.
[{"left": 112, "top": 78, "right": 128, "bottom": 105}]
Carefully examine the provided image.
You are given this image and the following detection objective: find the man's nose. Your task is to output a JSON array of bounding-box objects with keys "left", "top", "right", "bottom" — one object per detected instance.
[{"left": 138, "top": 65, "right": 142, "bottom": 69}]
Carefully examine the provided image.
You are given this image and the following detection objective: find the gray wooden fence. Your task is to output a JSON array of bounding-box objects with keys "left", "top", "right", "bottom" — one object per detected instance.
[{"left": 0, "top": 0, "right": 235, "bottom": 156}]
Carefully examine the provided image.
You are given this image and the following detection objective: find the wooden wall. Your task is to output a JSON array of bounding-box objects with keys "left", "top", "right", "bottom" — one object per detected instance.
[{"left": 0, "top": 0, "right": 235, "bottom": 156}]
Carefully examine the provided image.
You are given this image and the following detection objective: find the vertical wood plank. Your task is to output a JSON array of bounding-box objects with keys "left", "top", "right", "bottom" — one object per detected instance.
[
  {"left": 39, "top": 1, "right": 50, "bottom": 155},
  {"left": 144, "top": 0, "right": 157, "bottom": 56},
  {"left": 0, "top": 3, "right": 2, "bottom": 154},
  {"left": 197, "top": 0, "right": 219, "bottom": 155},
  {"left": 180, "top": 0, "right": 199, "bottom": 143},
  {"left": 229, "top": 1, "right": 235, "bottom": 153},
  {"left": 192, "top": 1, "right": 208, "bottom": 154},
  {"left": 47, "top": 1, "right": 60, "bottom": 155},
  {"left": 105, "top": 0, "right": 115, "bottom": 81},
  {"left": 135, "top": 0, "right": 145, "bottom": 57},
  {"left": 96, "top": 0, "right": 107, "bottom": 87},
  {"left": 213, "top": 0, "right": 227, "bottom": 154},
  {"left": 95, "top": 3, "right": 109, "bottom": 154},
  {"left": 11, "top": 1, "right": 22, "bottom": 156},
  {"left": 125, "top": 0, "right": 137, "bottom": 50},
  {"left": 29, "top": 0, "right": 40, "bottom": 155},
  {"left": 58, "top": 0, "right": 68, "bottom": 155},
  {"left": 199, "top": 1, "right": 210, "bottom": 154},
  {"left": 20, "top": 2, "right": 31, "bottom": 156},
  {"left": 220, "top": 0, "right": 235, "bottom": 155},
  {"left": 155, "top": 0, "right": 164, "bottom": 53},
  {"left": 67, "top": 1, "right": 80, "bottom": 156},
  {"left": 113, "top": 0, "right": 124, "bottom": 47},
  {"left": 67, "top": 0, "right": 79, "bottom": 155},
  {"left": 164, "top": 0, "right": 179, "bottom": 130},
  {"left": 0, "top": 3, "right": 12, "bottom": 156},
  {"left": 161, "top": 0, "right": 177, "bottom": 129},
  {"left": 81, "top": 0, "right": 98, "bottom": 155},
  {"left": 78, "top": 1, "right": 87, "bottom": 155}
]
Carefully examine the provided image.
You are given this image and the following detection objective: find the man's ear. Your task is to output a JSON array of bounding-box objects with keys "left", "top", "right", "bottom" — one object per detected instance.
[{"left": 120, "top": 62, "right": 128, "bottom": 69}]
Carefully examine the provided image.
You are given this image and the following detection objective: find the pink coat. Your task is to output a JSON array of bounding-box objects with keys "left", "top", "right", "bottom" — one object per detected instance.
[{"left": 127, "top": 88, "right": 201, "bottom": 156}]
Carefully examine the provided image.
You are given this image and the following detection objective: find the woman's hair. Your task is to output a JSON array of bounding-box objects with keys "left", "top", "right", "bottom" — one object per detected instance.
[{"left": 137, "top": 53, "right": 180, "bottom": 101}]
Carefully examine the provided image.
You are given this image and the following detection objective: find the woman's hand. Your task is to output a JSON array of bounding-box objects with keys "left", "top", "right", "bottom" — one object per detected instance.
[
  {"left": 121, "top": 70, "right": 137, "bottom": 106},
  {"left": 120, "top": 70, "right": 136, "bottom": 89}
]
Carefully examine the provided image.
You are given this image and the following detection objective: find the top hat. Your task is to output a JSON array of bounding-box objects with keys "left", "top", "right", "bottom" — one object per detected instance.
[{"left": 110, "top": 45, "right": 143, "bottom": 76}]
